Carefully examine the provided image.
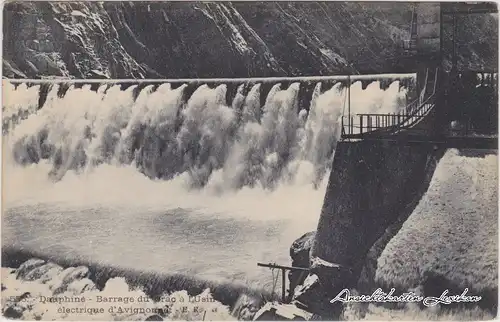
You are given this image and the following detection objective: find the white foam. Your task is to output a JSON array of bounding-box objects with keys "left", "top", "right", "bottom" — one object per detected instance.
[{"left": 3, "top": 80, "right": 408, "bottom": 216}]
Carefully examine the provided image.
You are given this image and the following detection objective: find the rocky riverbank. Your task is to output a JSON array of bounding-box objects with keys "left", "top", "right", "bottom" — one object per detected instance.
[
  {"left": 1, "top": 258, "right": 254, "bottom": 321},
  {"left": 286, "top": 149, "right": 498, "bottom": 320}
]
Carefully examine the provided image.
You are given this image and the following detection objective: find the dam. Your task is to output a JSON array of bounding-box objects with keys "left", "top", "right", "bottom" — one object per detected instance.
[
  {"left": 1, "top": 2, "right": 498, "bottom": 321},
  {"left": 2, "top": 70, "right": 497, "bottom": 320},
  {"left": 2, "top": 75, "right": 416, "bottom": 318}
]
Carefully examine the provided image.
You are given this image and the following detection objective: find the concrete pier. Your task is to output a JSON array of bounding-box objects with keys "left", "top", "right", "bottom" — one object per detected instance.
[{"left": 310, "top": 140, "right": 444, "bottom": 290}]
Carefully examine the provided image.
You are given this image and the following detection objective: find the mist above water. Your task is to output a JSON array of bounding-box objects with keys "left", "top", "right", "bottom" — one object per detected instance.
[
  {"left": 2, "top": 79, "right": 410, "bottom": 288},
  {"left": 4, "top": 80, "right": 408, "bottom": 201}
]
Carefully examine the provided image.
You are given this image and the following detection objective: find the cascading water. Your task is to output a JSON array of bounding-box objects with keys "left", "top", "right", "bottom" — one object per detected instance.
[
  {"left": 4, "top": 80, "right": 408, "bottom": 192},
  {"left": 2, "top": 78, "right": 411, "bottom": 294}
]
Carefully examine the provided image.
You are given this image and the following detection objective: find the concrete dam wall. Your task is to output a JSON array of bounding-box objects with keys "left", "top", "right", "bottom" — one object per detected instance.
[{"left": 310, "top": 140, "right": 443, "bottom": 290}]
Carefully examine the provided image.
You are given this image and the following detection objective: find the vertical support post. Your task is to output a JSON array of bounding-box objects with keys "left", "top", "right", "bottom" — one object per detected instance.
[
  {"left": 439, "top": 4, "right": 444, "bottom": 66},
  {"left": 496, "top": 73, "right": 499, "bottom": 95},
  {"left": 281, "top": 268, "right": 286, "bottom": 302},
  {"left": 348, "top": 75, "right": 351, "bottom": 119},
  {"left": 436, "top": 4, "right": 446, "bottom": 138},
  {"left": 360, "top": 116, "right": 363, "bottom": 135},
  {"left": 341, "top": 116, "right": 344, "bottom": 136},
  {"left": 452, "top": 14, "right": 457, "bottom": 71}
]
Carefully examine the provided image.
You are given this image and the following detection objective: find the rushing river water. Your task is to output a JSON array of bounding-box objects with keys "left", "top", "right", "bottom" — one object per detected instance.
[{"left": 2, "top": 77, "right": 411, "bottom": 292}]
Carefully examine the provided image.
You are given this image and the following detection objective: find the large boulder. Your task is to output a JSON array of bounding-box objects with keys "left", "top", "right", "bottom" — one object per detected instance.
[
  {"left": 291, "top": 274, "right": 341, "bottom": 320},
  {"left": 289, "top": 232, "right": 315, "bottom": 298},
  {"left": 23, "top": 263, "right": 63, "bottom": 282},
  {"left": 290, "top": 232, "right": 315, "bottom": 267},
  {"left": 16, "top": 258, "right": 46, "bottom": 280},
  {"left": 289, "top": 256, "right": 358, "bottom": 319},
  {"left": 50, "top": 266, "right": 90, "bottom": 294}
]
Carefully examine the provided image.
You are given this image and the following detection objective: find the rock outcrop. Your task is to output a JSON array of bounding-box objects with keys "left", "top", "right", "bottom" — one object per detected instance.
[
  {"left": 4, "top": 2, "right": 497, "bottom": 79},
  {"left": 2, "top": 258, "right": 235, "bottom": 321},
  {"left": 290, "top": 231, "right": 315, "bottom": 269},
  {"left": 288, "top": 231, "right": 315, "bottom": 299}
]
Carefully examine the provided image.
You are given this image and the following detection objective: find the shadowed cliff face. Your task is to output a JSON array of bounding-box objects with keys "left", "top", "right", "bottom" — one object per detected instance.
[
  {"left": 3, "top": 2, "right": 153, "bottom": 78},
  {"left": 3, "top": 2, "right": 498, "bottom": 79}
]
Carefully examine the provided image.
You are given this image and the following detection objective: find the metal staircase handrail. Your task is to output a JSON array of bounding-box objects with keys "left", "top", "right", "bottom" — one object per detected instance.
[
  {"left": 391, "top": 67, "right": 438, "bottom": 123},
  {"left": 348, "top": 92, "right": 435, "bottom": 134},
  {"left": 341, "top": 68, "right": 439, "bottom": 138},
  {"left": 363, "top": 68, "right": 438, "bottom": 130}
]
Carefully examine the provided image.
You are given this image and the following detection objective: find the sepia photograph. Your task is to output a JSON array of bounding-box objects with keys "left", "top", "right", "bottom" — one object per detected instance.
[{"left": 1, "top": 1, "right": 498, "bottom": 321}]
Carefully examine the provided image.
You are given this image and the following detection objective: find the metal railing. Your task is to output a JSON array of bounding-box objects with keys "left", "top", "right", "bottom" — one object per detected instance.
[
  {"left": 257, "top": 262, "right": 309, "bottom": 303},
  {"left": 341, "top": 93, "right": 436, "bottom": 138},
  {"left": 341, "top": 68, "right": 438, "bottom": 139}
]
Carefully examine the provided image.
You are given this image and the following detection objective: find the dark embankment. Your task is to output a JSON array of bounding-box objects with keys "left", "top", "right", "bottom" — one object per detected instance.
[
  {"left": 1, "top": 247, "right": 273, "bottom": 311},
  {"left": 311, "top": 140, "right": 444, "bottom": 290}
]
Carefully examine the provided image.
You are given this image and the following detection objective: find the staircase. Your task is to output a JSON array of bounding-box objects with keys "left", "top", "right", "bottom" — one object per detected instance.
[
  {"left": 341, "top": 68, "right": 438, "bottom": 139},
  {"left": 340, "top": 67, "right": 497, "bottom": 150}
]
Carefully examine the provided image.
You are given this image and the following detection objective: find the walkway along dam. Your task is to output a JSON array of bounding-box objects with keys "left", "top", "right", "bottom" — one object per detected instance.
[
  {"left": 2, "top": 2, "right": 498, "bottom": 321},
  {"left": 260, "top": 3, "right": 498, "bottom": 319},
  {"left": 2, "top": 73, "right": 419, "bottom": 320}
]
